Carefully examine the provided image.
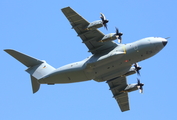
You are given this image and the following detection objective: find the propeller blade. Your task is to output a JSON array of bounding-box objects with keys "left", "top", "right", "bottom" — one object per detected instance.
[
  {"left": 139, "top": 88, "right": 143, "bottom": 93},
  {"left": 118, "top": 36, "right": 122, "bottom": 43},
  {"left": 134, "top": 63, "right": 141, "bottom": 76},
  {"left": 118, "top": 39, "right": 121, "bottom": 44},
  {"left": 137, "top": 78, "right": 140, "bottom": 84},
  {"left": 115, "top": 27, "right": 119, "bottom": 39},
  {"left": 115, "top": 27, "right": 123, "bottom": 43},
  {"left": 115, "top": 27, "right": 119, "bottom": 34},
  {"left": 137, "top": 70, "right": 140, "bottom": 76},
  {"left": 100, "top": 13, "right": 106, "bottom": 21},
  {"left": 100, "top": 13, "right": 109, "bottom": 30},
  {"left": 137, "top": 78, "right": 144, "bottom": 93},
  {"left": 104, "top": 23, "right": 108, "bottom": 30}
]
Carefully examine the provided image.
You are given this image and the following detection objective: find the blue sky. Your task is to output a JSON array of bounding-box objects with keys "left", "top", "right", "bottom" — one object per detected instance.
[{"left": 1, "top": 0, "right": 177, "bottom": 119}]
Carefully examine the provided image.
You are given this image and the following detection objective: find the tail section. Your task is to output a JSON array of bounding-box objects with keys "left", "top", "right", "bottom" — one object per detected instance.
[{"left": 4, "top": 49, "right": 56, "bottom": 93}]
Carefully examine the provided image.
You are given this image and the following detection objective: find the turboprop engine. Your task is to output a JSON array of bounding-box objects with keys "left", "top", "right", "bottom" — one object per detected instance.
[
  {"left": 121, "top": 79, "right": 144, "bottom": 93},
  {"left": 99, "top": 27, "right": 123, "bottom": 43},
  {"left": 86, "top": 20, "right": 103, "bottom": 30},
  {"left": 124, "top": 63, "right": 142, "bottom": 76},
  {"left": 86, "top": 13, "right": 109, "bottom": 30},
  {"left": 99, "top": 33, "right": 117, "bottom": 42}
]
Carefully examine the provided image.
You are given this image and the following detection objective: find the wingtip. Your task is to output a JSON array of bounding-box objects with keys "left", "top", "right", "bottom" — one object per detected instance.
[
  {"left": 61, "top": 6, "right": 71, "bottom": 10},
  {"left": 4, "top": 49, "right": 9, "bottom": 51},
  {"left": 4, "top": 49, "right": 16, "bottom": 53},
  {"left": 4, "top": 49, "right": 12, "bottom": 52}
]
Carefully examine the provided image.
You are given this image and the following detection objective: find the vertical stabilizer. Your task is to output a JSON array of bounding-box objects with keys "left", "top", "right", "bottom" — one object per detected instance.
[
  {"left": 25, "top": 61, "right": 56, "bottom": 80},
  {"left": 31, "top": 75, "right": 40, "bottom": 93}
]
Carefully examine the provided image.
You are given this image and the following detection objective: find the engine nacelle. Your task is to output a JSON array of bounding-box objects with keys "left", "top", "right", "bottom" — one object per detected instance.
[
  {"left": 99, "top": 33, "right": 117, "bottom": 42},
  {"left": 123, "top": 67, "right": 136, "bottom": 76},
  {"left": 121, "top": 84, "right": 138, "bottom": 93},
  {"left": 86, "top": 20, "right": 103, "bottom": 30}
]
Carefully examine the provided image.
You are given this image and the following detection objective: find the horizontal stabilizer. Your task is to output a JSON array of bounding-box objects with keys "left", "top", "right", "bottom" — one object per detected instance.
[{"left": 4, "top": 49, "right": 43, "bottom": 67}]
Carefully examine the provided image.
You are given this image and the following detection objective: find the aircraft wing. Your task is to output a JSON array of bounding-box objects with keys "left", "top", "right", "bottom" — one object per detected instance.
[
  {"left": 61, "top": 7, "right": 117, "bottom": 54},
  {"left": 107, "top": 76, "right": 130, "bottom": 112}
]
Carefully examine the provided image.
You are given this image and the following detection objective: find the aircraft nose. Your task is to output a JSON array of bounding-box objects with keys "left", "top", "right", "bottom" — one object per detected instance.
[{"left": 162, "top": 39, "right": 168, "bottom": 46}]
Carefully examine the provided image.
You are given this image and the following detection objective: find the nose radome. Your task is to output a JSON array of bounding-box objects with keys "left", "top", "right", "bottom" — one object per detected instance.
[{"left": 162, "top": 39, "right": 168, "bottom": 46}]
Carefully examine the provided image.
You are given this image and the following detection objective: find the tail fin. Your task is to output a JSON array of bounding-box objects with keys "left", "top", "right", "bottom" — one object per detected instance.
[
  {"left": 30, "top": 75, "right": 40, "bottom": 93},
  {"left": 4, "top": 49, "right": 56, "bottom": 93}
]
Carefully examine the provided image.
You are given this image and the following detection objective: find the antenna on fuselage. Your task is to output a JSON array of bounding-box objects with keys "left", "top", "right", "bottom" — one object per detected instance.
[{"left": 165, "top": 37, "right": 170, "bottom": 39}]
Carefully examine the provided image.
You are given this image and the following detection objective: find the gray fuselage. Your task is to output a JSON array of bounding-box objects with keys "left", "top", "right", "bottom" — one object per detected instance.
[{"left": 39, "top": 37, "right": 167, "bottom": 84}]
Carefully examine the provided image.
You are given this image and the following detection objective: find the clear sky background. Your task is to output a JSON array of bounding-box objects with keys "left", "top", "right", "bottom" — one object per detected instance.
[{"left": 1, "top": 0, "right": 176, "bottom": 120}]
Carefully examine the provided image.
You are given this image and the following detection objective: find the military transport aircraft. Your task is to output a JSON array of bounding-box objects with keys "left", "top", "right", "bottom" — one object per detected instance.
[{"left": 4, "top": 7, "right": 168, "bottom": 112}]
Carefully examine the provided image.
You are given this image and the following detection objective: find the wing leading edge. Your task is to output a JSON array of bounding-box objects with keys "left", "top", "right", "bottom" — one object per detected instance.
[
  {"left": 107, "top": 76, "right": 130, "bottom": 112},
  {"left": 61, "top": 7, "right": 117, "bottom": 54}
]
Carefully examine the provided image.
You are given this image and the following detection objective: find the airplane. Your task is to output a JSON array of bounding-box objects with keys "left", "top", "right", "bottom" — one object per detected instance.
[{"left": 4, "top": 7, "right": 168, "bottom": 112}]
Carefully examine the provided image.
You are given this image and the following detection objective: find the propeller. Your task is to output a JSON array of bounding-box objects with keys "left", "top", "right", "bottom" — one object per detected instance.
[
  {"left": 115, "top": 27, "right": 123, "bottom": 43},
  {"left": 137, "top": 78, "right": 144, "bottom": 93},
  {"left": 134, "top": 63, "right": 141, "bottom": 76},
  {"left": 100, "top": 13, "right": 109, "bottom": 30}
]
